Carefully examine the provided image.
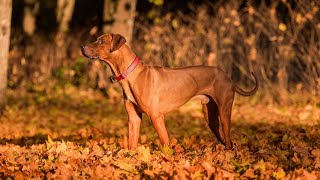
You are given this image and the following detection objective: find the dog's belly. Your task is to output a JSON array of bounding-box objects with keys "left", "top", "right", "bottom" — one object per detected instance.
[
  {"left": 129, "top": 66, "right": 218, "bottom": 115},
  {"left": 190, "top": 95, "right": 210, "bottom": 104},
  {"left": 159, "top": 93, "right": 210, "bottom": 114}
]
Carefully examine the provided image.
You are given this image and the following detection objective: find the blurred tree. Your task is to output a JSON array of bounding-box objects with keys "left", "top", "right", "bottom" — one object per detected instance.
[
  {"left": 54, "top": 0, "right": 75, "bottom": 76},
  {"left": 56, "top": 0, "right": 75, "bottom": 33},
  {"left": 0, "top": 0, "right": 12, "bottom": 111},
  {"left": 23, "top": 0, "right": 39, "bottom": 36},
  {"left": 103, "top": 0, "right": 137, "bottom": 45}
]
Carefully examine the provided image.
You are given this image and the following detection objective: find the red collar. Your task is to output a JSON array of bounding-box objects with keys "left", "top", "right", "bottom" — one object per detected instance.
[{"left": 110, "top": 56, "right": 140, "bottom": 83}]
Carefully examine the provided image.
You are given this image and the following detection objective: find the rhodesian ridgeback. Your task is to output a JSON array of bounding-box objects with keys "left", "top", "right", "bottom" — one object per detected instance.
[{"left": 81, "top": 34, "right": 258, "bottom": 150}]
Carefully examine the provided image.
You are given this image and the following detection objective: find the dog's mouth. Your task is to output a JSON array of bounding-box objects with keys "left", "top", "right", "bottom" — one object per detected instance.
[
  {"left": 85, "top": 54, "right": 99, "bottom": 60},
  {"left": 80, "top": 46, "right": 99, "bottom": 59}
]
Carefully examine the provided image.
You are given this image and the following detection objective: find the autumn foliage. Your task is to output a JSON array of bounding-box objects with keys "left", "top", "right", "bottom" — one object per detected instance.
[{"left": 0, "top": 87, "right": 319, "bottom": 179}]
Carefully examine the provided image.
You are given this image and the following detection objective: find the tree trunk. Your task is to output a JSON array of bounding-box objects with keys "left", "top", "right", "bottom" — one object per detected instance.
[
  {"left": 56, "top": 0, "right": 75, "bottom": 33},
  {"left": 0, "top": 0, "right": 12, "bottom": 111},
  {"left": 277, "top": 62, "right": 288, "bottom": 103},
  {"left": 54, "top": 0, "right": 75, "bottom": 70},
  {"left": 23, "top": 0, "right": 39, "bottom": 36},
  {"left": 103, "top": 0, "right": 137, "bottom": 46}
]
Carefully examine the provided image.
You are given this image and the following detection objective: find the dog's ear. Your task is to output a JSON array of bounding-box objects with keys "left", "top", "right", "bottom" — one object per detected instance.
[{"left": 110, "top": 34, "right": 126, "bottom": 52}]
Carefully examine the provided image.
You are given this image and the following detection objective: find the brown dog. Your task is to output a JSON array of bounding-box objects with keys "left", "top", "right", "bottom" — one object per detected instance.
[{"left": 81, "top": 34, "right": 258, "bottom": 150}]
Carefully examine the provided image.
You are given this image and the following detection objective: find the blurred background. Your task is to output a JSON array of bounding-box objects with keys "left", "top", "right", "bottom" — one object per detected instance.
[
  {"left": 1, "top": 0, "right": 320, "bottom": 106},
  {"left": 0, "top": 1, "right": 319, "bottom": 178}
]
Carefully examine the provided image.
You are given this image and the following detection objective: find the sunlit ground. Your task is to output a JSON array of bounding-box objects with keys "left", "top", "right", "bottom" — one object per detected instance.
[{"left": 0, "top": 86, "right": 319, "bottom": 179}]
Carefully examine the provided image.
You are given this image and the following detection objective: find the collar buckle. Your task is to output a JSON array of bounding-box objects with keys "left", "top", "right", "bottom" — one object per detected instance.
[{"left": 110, "top": 76, "right": 116, "bottom": 83}]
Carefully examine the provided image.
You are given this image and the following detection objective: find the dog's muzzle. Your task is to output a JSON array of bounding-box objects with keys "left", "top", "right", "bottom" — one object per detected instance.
[{"left": 80, "top": 46, "right": 98, "bottom": 59}]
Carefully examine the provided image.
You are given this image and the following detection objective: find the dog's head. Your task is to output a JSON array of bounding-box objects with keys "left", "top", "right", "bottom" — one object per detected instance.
[{"left": 81, "top": 34, "right": 126, "bottom": 60}]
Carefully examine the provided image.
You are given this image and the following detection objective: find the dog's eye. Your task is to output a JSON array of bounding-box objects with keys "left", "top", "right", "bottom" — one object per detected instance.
[{"left": 98, "top": 39, "right": 104, "bottom": 44}]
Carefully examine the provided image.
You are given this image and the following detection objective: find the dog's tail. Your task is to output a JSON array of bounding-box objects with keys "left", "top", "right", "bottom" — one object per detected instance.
[{"left": 234, "top": 72, "right": 258, "bottom": 96}]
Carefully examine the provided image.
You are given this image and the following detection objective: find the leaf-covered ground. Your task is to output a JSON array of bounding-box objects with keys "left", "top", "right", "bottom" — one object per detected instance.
[{"left": 0, "top": 87, "right": 319, "bottom": 179}]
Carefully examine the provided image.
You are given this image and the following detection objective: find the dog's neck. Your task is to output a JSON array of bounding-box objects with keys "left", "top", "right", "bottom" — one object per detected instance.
[{"left": 104, "top": 45, "right": 144, "bottom": 82}]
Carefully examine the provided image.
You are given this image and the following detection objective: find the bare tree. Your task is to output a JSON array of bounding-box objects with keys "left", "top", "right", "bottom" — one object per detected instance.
[{"left": 0, "top": 0, "right": 12, "bottom": 111}]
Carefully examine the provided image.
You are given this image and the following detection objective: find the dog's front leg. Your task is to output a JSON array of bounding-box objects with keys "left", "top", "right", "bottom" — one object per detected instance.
[
  {"left": 124, "top": 100, "right": 142, "bottom": 149},
  {"left": 150, "top": 114, "right": 170, "bottom": 146}
]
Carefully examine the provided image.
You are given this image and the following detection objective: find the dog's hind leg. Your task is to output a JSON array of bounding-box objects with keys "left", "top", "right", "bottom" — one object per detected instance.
[
  {"left": 202, "top": 100, "right": 225, "bottom": 144},
  {"left": 216, "top": 91, "right": 234, "bottom": 150}
]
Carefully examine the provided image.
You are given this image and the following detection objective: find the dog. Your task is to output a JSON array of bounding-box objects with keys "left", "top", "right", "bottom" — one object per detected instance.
[{"left": 81, "top": 34, "right": 258, "bottom": 150}]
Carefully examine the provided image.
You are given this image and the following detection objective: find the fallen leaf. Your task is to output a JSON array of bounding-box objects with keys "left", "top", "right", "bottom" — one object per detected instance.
[
  {"left": 160, "top": 145, "right": 174, "bottom": 156},
  {"left": 193, "top": 170, "right": 204, "bottom": 179},
  {"left": 242, "top": 168, "right": 257, "bottom": 178},
  {"left": 273, "top": 168, "right": 286, "bottom": 179},
  {"left": 253, "top": 159, "right": 266, "bottom": 172},
  {"left": 113, "top": 160, "right": 138, "bottom": 174},
  {"left": 201, "top": 161, "right": 214, "bottom": 177},
  {"left": 46, "top": 135, "right": 54, "bottom": 150},
  {"left": 56, "top": 140, "right": 67, "bottom": 154},
  {"left": 138, "top": 146, "right": 151, "bottom": 162},
  {"left": 301, "top": 155, "right": 312, "bottom": 167},
  {"left": 311, "top": 149, "right": 320, "bottom": 157}
]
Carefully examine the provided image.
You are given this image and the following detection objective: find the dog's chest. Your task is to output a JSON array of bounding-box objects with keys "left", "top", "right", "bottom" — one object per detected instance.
[{"left": 120, "top": 83, "right": 136, "bottom": 103}]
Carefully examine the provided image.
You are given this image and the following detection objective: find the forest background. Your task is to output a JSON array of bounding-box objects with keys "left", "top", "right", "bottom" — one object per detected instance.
[
  {"left": 0, "top": 0, "right": 319, "bottom": 179},
  {"left": 3, "top": 0, "right": 319, "bottom": 102}
]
